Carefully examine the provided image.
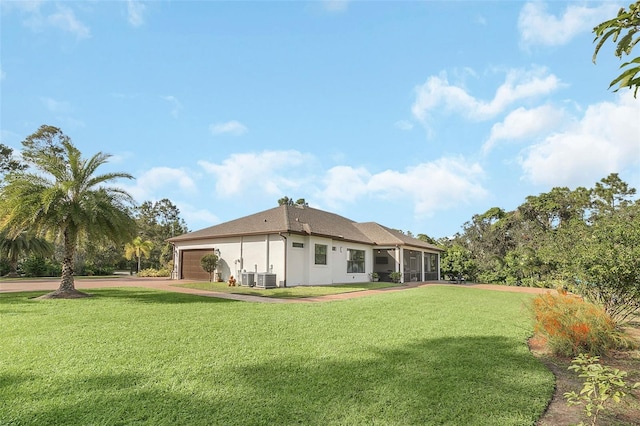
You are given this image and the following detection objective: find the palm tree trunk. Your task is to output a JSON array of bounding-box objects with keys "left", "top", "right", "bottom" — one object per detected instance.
[
  {"left": 7, "top": 254, "right": 19, "bottom": 278},
  {"left": 39, "top": 227, "right": 89, "bottom": 299},
  {"left": 58, "top": 227, "right": 77, "bottom": 293}
]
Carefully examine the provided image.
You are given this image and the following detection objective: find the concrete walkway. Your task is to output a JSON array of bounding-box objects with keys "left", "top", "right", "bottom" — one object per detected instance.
[{"left": 0, "top": 276, "right": 553, "bottom": 303}]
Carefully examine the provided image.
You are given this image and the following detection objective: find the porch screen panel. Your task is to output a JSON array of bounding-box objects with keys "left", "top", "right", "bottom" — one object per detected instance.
[{"left": 424, "top": 253, "right": 438, "bottom": 281}]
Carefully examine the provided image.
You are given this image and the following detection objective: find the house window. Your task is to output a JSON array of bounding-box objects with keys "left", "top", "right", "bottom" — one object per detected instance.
[
  {"left": 315, "top": 244, "right": 327, "bottom": 265},
  {"left": 347, "top": 249, "right": 365, "bottom": 273},
  {"left": 292, "top": 242, "right": 304, "bottom": 248}
]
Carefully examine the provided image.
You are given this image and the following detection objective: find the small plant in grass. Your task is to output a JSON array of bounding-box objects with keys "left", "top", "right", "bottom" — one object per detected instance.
[
  {"left": 531, "top": 291, "right": 634, "bottom": 356},
  {"left": 389, "top": 271, "right": 402, "bottom": 283},
  {"left": 564, "top": 354, "right": 640, "bottom": 426}
]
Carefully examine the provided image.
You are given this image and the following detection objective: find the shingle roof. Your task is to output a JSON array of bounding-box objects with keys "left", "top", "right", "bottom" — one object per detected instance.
[
  {"left": 168, "top": 205, "right": 442, "bottom": 251},
  {"left": 353, "top": 222, "right": 442, "bottom": 251}
]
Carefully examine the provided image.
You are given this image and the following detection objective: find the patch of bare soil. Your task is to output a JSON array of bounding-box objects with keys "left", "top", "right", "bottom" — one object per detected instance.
[
  {"left": 532, "top": 325, "right": 640, "bottom": 426},
  {"left": 35, "top": 289, "right": 93, "bottom": 299}
]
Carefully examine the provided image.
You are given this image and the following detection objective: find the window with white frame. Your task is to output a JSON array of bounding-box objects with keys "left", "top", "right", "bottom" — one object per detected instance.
[
  {"left": 315, "top": 244, "right": 327, "bottom": 265},
  {"left": 347, "top": 249, "right": 365, "bottom": 273}
]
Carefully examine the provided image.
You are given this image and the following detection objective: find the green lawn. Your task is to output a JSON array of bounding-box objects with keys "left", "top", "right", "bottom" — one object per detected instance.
[
  {"left": 0, "top": 286, "right": 554, "bottom": 425},
  {"left": 175, "top": 281, "right": 401, "bottom": 298}
]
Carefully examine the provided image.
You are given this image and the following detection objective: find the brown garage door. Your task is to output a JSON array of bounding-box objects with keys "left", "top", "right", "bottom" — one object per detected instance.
[{"left": 181, "top": 249, "right": 214, "bottom": 280}]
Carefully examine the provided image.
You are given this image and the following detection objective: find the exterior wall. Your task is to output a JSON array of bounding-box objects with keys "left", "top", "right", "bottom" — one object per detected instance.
[
  {"left": 172, "top": 233, "right": 441, "bottom": 286},
  {"left": 173, "top": 235, "right": 286, "bottom": 284},
  {"left": 330, "top": 241, "right": 372, "bottom": 284},
  {"left": 286, "top": 234, "right": 307, "bottom": 286}
]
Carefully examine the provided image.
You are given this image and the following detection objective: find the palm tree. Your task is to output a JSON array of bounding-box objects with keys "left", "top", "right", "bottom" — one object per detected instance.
[
  {"left": 124, "top": 236, "right": 153, "bottom": 274},
  {"left": 0, "top": 231, "right": 54, "bottom": 277},
  {"left": 0, "top": 137, "right": 136, "bottom": 298}
]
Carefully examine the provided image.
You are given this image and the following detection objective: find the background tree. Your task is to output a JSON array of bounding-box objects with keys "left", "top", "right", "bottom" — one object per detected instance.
[
  {"left": 135, "top": 199, "right": 188, "bottom": 269},
  {"left": 0, "top": 231, "right": 54, "bottom": 277},
  {"left": 569, "top": 202, "right": 640, "bottom": 324},
  {"left": 124, "top": 237, "right": 153, "bottom": 274},
  {"left": 440, "top": 244, "right": 476, "bottom": 282},
  {"left": 200, "top": 253, "right": 218, "bottom": 282},
  {"left": 277, "top": 196, "right": 308, "bottom": 207},
  {"left": 20, "top": 124, "right": 67, "bottom": 163},
  {"left": 593, "top": 1, "right": 640, "bottom": 96},
  {"left": 591, "top": 172, "right": 637, "bottom": 217},
  {"left": 0, "top": 144, "right": 26, "bottom": 177},
  {"left": 0, "top": 126, "right": 136, "bottom": 298}
]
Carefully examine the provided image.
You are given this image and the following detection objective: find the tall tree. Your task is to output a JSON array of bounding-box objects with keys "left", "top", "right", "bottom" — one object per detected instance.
[
  {"left": 0, "top": 127, "right": 136, "bottom": 298},
  {"left": 135, "top": 199, "right": 187, "bottom": 269},
  {"left": 593, "top": 1, "right": 640, "bottom": 96},
  {"left": 124, "top": 237, "right": 153, "bottom": 273},
  {"left": 591, "top": 172, "right": 637, "bottom": 217}
]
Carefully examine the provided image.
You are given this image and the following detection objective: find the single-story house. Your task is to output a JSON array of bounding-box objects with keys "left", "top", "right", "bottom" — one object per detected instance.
[{"left": 167, "top": 204, "right": 442, "bottom": 286}]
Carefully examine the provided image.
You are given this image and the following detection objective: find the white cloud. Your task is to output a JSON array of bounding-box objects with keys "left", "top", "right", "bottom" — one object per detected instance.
[
  {"left": 210, "top": 120, "right": 248, "bottom": 136},
  {"left": 198, "top": 150, "right": 312, "bottom": 197},
  {"left": 521, "top": 92, "right": 640, "bottom": 186},
  {"left": 127, "top": 0, "right": 146, "bottom": 27},
  {"left": 41, "top": 97, "right": 72, "bottom": 113},
  {"left": 483, "top": 104, "right": 567, "bottom": 153},
  {"left": 0, "top": 67, "right": 5, "bottom": 81},
  {"left": 518, "top": 2, "right": 619, "bottom": 47},
  {"left": 319, "top": 166, "right": 371, "bottom": 206},
  {"left": 161, "top": 95, "right": 183, "bottom": 118},
  {"left": 126, "top": 167, "right": 197, "bottom": 201},
  {"left": 175, "top": 202, "right": 219, "bottom": 229},
  {"left": 394, "top": 120, "right": 414, "bottom": 131},
  {"left": 47, "top": 5, "right": 90, "bottom": 39},
  {"left": 319, "top": 158, "right": 487, "bottom": 217},
  {"left": 323, "top": 0, "right": 349, "bottom": 12},
  {"left": 18, "top": 3, "right": 90, "bottom": 39},
  {"left": 412, "top": 67, "right": 561, "bottom": 124}
]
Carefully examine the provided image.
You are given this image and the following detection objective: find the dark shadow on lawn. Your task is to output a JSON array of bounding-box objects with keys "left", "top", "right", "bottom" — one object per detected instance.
[
  {"left": 0, "top": 288, "right": 237, "bottom": 305},
  {"left": 228, "top": 335, "right": 555, "bottom": 425},
  {"left": 2, "top": 336, "right": 554, "bottom": 426},
  {"left": 88, "top": 288, "right": 239, "bottom": 304}
]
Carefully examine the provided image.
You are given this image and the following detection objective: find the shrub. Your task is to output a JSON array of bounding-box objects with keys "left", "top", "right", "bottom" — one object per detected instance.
[
  {"left": 564, "top": 354, "right": 640, "bottom": 426},
  {"left": 0, "top": 257, "right": 9, "bottom": 276},
  {"left": 20, "top": 256, "right": 61, "bottom": 277},
  {"left": 388, "top": 271, "right": 402, "bottom": 283},
  {"left": 531, "top": 291, "right": 635, "bottom": 356},
  {"left": 137, "top": 268, "right": 171, "bottom": 277}
]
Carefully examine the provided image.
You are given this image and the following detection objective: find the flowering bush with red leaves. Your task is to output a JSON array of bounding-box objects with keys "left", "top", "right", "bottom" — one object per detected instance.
[{"left": 531, "top": 291, "right": 633, "bottom": 356}]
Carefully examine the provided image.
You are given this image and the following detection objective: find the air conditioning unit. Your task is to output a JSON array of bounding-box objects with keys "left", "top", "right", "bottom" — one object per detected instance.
[
  {"left": 241, "top": 272, "right": 255, "bottom": 287},
  {"left": 256, "top": 273, "right": 276, "bottom": 289}
]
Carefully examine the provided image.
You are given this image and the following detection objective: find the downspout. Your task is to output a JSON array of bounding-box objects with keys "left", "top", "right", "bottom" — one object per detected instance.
[
  {"left": 240, "top": 236, "right": 244, "bottom": 272},
  {"left": 171, "top": 243, "right": 178, "bottom": 280},
  {"left": 279, "top": 232, "right": 287, "bottom": 287}
]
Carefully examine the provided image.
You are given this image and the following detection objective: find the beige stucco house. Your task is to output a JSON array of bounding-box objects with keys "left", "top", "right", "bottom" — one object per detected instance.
[{"left": 168, "top": 205, "right": 442, "bottom": 287}]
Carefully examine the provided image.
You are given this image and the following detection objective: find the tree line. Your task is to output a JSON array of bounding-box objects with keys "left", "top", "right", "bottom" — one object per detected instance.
[{"left": 437, "top": 173, "right": 639, "bottom": 323}]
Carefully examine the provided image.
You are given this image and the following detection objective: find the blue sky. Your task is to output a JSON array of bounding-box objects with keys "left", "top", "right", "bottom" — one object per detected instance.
[{"left": 2, "top": 0, "right": 639, "bottom": 238}]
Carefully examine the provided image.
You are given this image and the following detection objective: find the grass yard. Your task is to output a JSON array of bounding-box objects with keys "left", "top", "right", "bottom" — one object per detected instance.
[
  {"left": 175, "top": 281, "right": 400, "bottom": 298},
  {"left": 1, "top": 286, "right": 554, "bottom": 425}
]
